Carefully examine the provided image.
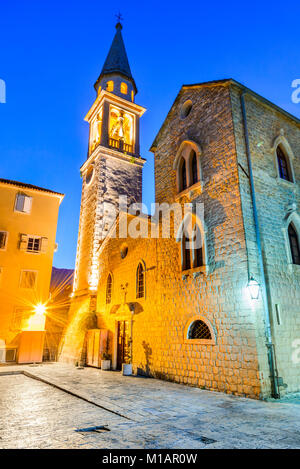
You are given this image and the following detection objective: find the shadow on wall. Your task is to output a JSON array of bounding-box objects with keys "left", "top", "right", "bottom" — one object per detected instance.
[
  {"left": 136, "top": 341, "right": 170, "bottom": 382},
  {"left": 137, "top": 340, "right": 152, "bottom": 376}
]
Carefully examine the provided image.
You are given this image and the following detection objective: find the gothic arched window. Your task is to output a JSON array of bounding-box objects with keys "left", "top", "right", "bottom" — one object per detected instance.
[
  {"left": 277, "top": 147, "right": 292, "bottom": 182},
  {"left": 174, "top": 142, "right": 202, "bottom": 194},
  {"left": 178, "top": 217, "right": 206, "bottom": 272},
  {"left": 288, "top": 223, "right": 300, "bottom": 265},
  {"left": 192, "top": 224, "right": 203, "bottom": 268},
  {"left": 191, "top": 150, "right": 198, "bottom": 185},
  {"left": 106, "top": 274, "right": 112, "bottom": 304},
  {"left": 136, "top": 262, "right": 145, "bottom": 298},
  {"left": 182, "top": 233, "right": 191, "bottom": 271},
  {"left": 181, "top": 158, "right": 187, "bottom": 191}
]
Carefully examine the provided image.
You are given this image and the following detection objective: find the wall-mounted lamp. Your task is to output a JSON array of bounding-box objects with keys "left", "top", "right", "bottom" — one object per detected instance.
[{"left": 247, "top": 276, "right": 260, "bottom": 300}]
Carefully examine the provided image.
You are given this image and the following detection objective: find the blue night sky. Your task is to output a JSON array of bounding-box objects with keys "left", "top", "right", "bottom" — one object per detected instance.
[{"left": 1, "top": 0, "right": 300, "bottom": 269}]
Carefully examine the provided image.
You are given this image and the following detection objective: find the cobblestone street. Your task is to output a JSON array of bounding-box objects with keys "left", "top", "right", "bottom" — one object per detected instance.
[{"left": 1, "top": 363, "right": 300, "bottom": 449}]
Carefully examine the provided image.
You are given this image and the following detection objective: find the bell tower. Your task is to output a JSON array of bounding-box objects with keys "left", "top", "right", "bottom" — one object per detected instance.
[{"left": 73, "top": 22, "right": 146, "bottom": 294}]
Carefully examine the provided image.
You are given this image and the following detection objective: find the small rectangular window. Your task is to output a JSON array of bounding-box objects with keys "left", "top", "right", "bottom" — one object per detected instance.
[
  {"left": 0, "top": 231, "right": 8, "bottom": 250},
  {"left": 19, "top": 270, "right": 37, "bottom": 289},
  {"left": 27, "top": 236, "right": 41, "bottom": 253},
  {"left": 15, "top": 193, "right": 32, "bottom": 214}
]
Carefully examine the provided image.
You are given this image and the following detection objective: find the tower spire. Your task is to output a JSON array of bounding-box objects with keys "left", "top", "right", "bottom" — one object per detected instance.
[{"left": 94, "top": 20, "right": 137, "bottom": 96}]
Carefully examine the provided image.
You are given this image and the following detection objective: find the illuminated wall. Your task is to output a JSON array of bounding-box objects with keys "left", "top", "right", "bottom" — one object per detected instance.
[{"left": 0, "top": 180, "right": 63, "bottom": 350}]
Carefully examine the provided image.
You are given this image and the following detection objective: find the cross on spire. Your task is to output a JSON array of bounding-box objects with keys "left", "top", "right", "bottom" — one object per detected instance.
[
  {"left": 94, "top": 16, "right": 137, "bottom": 95},
  {"left": 115, "top": 12, "right": 123, "bottom": 24}
]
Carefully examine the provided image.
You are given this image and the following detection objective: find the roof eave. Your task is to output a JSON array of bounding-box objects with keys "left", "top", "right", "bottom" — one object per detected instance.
[{"left": 94, "top": 71, "right": 138, "bottom": 95}]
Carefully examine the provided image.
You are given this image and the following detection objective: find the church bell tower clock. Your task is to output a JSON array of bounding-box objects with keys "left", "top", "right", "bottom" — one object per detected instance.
[{"left": 73, "top": 21, "right": 146, "bottom": 295}]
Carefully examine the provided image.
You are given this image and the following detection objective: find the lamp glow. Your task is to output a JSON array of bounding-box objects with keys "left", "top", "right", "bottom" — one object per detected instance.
[
  {"left": 25, "top": 303, "right": 46, "bottom": 331},
  {"left": 247, "top": 276, "right": 260, "bottom": 300},
  {"left": 34, "top": 303, "right": 46, "bottom": 315}
]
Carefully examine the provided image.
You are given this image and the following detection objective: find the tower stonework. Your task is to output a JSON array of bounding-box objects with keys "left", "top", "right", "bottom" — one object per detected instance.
[{"left": 60, "top": 23, "right": 146, "bottom": 363}]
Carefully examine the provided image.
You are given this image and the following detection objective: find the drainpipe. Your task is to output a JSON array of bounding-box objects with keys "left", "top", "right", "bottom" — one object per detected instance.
[{"left": 240, "top": 92, "right": 280, "bottom": 399}]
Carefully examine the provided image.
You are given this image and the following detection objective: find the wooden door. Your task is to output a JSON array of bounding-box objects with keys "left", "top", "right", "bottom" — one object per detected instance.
[
  {"left": 92, "top": 330, "right": 100, "bottom": 367},
  {"left": 86, "top": 329, "right": 109, "bottom": 368},
  {"left": 117, "top": 321, "right": 130, "bottom": 370},
  {"left": 86, "top": 329, "right": 100, "bottom": 367},
  {"left": 86, "top": 330, "right": 95, "bottom": 367}
]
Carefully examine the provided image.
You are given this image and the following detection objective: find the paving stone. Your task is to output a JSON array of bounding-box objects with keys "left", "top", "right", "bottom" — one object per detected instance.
[{"left": 1, "top": 363, "right": 300, "bottom": 448}]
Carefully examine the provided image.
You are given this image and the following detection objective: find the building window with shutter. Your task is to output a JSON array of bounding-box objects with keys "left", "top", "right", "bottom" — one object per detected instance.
[
  {"left": 19, "top": 270, "right": 37, "bottom": 289},
  {"left": 27, "top": 236, "right": 41, "bottom": 253},
  {"left": 0, "top": 231, "right": 8, "bottom": 250},
  {"left": 19, "top": 234, "right": 48, "bottom": 253},
  {"left": 15, "top": 193, "right": 32, "bottom": 214}
]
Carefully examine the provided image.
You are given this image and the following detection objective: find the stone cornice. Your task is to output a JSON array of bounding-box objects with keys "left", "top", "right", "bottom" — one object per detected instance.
[
  {"left": 80, "top": 145, "right": 146, "bottom": 174},
  {"left": 85, "top": 90, "right": 146, "bottom": 123}
]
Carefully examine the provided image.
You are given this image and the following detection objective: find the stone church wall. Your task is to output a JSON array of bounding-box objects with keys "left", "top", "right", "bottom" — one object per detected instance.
[{"left": 230, "top": 85, "right": 300, "bottom": 395}]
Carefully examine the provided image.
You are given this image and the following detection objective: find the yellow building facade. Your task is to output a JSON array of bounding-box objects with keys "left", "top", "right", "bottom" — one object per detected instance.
[{"left": 0, "top": 178, "right": 64, "bottom": 362}]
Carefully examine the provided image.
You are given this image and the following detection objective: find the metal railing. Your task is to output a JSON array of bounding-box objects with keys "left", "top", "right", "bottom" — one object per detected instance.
[
  {"left": 109, "top": 138, "right": 133, "bottom": 154},
  {"left": 109, "top": 137, "right": 120, "bottom": 149}
]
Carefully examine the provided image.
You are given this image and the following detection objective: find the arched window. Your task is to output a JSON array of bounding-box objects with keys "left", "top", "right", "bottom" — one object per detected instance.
[
  {"left": 174, "top": 141, "right": 202, "bottom": 194},
  {"left": 180, "top": 158, "right": 187, "bottom": 191},
  {"left": 184, "top": 316, "right": 215, "bottom": 344},
  {"left": 136, "top": 262, "right": 145, "bottom": 298},
  {"left": 277, "top": 146, "right": 292, "bottom": 182},
  {"left": 106, "top": 274, "right": 112, "bottom": 304},
  {"left": 188, "top": 320, "right": 212, "bottom": 340},
  {"left": 180, "top": 220, "right": 204, "bottom": 271},
  {"left": 120, "top": 82, "right": 127, "bottom": 94},
  {"left": 107, "top": 81, "right": 114, "bottom": 92},
  {"left": 182, "top": 233, "right": 191, "bottom": 271},
  {"left": 288, "top": 223, "right": 300, "bottom": 265},
  {"left": 191, "top": 150, "right": 198, "bottom": 185},
  {"left": 192, "top": 224, "right": 203, "bottom": 268}
]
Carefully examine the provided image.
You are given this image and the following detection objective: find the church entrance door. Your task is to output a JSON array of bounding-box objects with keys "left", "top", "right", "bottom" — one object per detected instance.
[{"left": 117, "top": 320, "right": 130, "bottom": 370}]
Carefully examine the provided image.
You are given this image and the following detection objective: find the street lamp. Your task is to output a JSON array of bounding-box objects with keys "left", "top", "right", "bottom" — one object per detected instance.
[
  {"left": 34, "top": 303, "right": 46, "bottom": 315},
  {"left": 247, "top": 276, "right": 260, "bottom": 300},
  {"left": 25, "top": 303, "right": 46, "bottom": 331}
]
